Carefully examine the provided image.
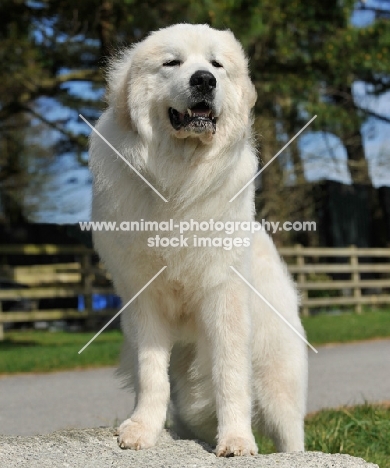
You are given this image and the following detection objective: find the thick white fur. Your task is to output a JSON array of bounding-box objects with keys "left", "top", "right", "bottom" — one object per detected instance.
[{"left": 89, "top": 23, "right": 307, "bottom": 457}]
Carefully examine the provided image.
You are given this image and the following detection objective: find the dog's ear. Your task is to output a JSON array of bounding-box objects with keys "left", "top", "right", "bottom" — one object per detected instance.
[
  {"left": 106, "top": 49, "right": 134, "bottom": 129},
  {"left": 220, "top": 29, "right": 257, "bottom": 110}
]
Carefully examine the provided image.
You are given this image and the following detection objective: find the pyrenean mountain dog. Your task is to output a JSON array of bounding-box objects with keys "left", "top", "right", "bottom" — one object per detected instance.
[{"left": 89, "top": 23, "right": 307, "bottom": 457}]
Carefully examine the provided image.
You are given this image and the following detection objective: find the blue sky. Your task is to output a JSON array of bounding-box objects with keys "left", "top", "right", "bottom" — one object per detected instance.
[{"left": 300, "top": 85, "right": 390, "bottom": 187}]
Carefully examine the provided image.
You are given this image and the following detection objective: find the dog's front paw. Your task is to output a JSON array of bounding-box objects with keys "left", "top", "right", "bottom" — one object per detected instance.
[
  {"left": 216, "top": 434, "right": 258, "bottom": 457},
  {"left": 117, "top": 418, "right": 159, "bottom": 450}
]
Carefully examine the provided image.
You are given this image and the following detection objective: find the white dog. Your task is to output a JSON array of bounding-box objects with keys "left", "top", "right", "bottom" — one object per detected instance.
[{"left": 89, "top": 23, "right": 307, "bottom": 457}]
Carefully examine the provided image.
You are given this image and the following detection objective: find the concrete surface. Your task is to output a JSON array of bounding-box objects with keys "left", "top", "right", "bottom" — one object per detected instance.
[
  {"left": 0, "top": 367, "right": 135, "bottom": 436},
  {"left": 0, "top": 340, "right": 389, "bottom": 436},
  {"left": 0, "top": 428, "right": 379, "bottom": 468},
  {"left": 307, "top": 339, "right": 390, "bottom": 412}
]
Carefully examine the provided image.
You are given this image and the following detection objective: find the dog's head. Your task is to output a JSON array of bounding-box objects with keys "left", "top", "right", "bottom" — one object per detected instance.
[{"left": 107, "top": 24, "right": 256, "bottom": 145}]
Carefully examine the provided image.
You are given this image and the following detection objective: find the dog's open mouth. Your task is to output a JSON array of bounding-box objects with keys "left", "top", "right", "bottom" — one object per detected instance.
[{"left": 169, "top": 102, "right": 217, "bottom": 134}]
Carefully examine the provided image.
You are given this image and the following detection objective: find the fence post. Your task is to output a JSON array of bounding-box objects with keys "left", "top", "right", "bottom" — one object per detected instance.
[
  {"left": 350, "top": 245, "right": 362, "bottom": 314},
  {"left": 296, "top": 244, "right": 309, "bottom": 316},
  {"left": 81, "top": 251, "right": 94, "bottom": 328}
]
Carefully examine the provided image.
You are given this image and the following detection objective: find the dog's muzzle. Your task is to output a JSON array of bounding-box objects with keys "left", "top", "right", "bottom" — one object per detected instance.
[
  {"left": 169, "top": 70, "right": 218, "bottom": 134},
  {"left": 169, "top": 102, "right": 217, "bottom": 134}
]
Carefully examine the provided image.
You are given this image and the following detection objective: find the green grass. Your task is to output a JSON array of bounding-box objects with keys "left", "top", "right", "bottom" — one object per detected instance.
[
  {"left": 1, "top": 309, "right": 390, "bottom": 374},
  {"left": 302, "top": 310, "right": 390, "bottom": 345},
  {"left": 255, "top": 404, "right": 390, "bottom": 468},
  {"left": 0, "top": 330, "right": 123, "bottom": 374}
]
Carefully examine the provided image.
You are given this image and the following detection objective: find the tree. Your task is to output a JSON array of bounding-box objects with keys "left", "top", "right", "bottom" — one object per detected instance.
[{"left": 1, "top": 0, "right": 390, "bottom": 247}]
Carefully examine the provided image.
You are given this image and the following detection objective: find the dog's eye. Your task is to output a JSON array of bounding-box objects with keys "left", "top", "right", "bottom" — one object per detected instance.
[
  {"left": 163, "top": 60, "right": 181, "bottom": 67},
  {"left": 211, "top": 60, "right": 223, "bottom": 68}
]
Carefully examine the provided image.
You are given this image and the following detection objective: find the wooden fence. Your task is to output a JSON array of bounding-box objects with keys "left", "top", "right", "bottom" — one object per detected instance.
[
  {"left": 0, "top": 244, "right": 390, "bottom": 338},
  {"left": 0, "top": 244, "right": 115, "bottom": 340},
  {"left": 280, "top": 245, "right": 390, "bottom": 316}
]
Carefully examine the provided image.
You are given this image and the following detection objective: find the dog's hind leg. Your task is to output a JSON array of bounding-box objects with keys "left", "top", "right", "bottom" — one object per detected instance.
[
  {"left": 250, "top": 307, "right": 307, "bottom": 453},
  {"left": 251, "top": 352, "right": 307, "bottom": 452},
  {"left": 250, "top": 232, "right": 307, "bottom": 452}
]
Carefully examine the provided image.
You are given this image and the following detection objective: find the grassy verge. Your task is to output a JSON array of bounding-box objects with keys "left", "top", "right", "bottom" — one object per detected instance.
[
  {"left": 1, "top": 309, "right": 389, "bottom": 374},
  {"left": 0, "top": 330, "right": 123, "bottom": 374},
  {"left": 302, "top": 309, "right": 390, "bottom": 345},
  {"left": 255, "top": 404, "right": 390, "bottom": 468}
]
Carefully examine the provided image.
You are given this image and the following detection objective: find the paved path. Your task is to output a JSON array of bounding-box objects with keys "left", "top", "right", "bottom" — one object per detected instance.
[
  {"left": 1, "top": 340, "right": 389, "bottom": 436},
  {"left": 0, "top": 368, "right": 135, "bottom": 436}
]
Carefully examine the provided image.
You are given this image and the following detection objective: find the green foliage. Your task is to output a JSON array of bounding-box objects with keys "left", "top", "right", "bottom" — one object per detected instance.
[
  {"left": 1, "top": 0, "right": 389, "bottom": 133},
  {"left": 0, "top": 0, "right": 390, "bottom": 224}
]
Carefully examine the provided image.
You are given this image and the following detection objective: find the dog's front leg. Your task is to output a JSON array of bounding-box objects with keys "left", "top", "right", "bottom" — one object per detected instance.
[
  {"left": 118, "top": 295, "right": 171, "bottom": 450},
  {"left": 201, "top": 279, "right": 258, "bottom": 457}
]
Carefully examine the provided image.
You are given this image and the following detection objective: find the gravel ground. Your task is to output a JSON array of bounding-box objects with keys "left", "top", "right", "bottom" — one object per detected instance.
[{"left": 0, "top": 429, "right": 379, "bottom": 468}]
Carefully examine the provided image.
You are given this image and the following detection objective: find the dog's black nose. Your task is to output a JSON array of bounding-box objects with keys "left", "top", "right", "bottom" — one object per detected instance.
[{"left": 189, "top": 70, "right": 217, "bottom": 94}]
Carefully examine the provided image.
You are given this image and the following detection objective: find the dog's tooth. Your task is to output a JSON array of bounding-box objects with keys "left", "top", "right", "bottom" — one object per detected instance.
[{"left": 187, "top": 108, "right": 192, "bottom": 117}]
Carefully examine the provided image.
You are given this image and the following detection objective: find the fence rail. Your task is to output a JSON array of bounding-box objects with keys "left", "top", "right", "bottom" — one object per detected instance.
[
  {"left": 0, "top": 244, "right": 389, "bottom": 338},
  {"left": 280, "top": 245, "right": 390, "bottom": 316},
  {"left": 0, "top": 244, "right": 111, "bottom": 340}
]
